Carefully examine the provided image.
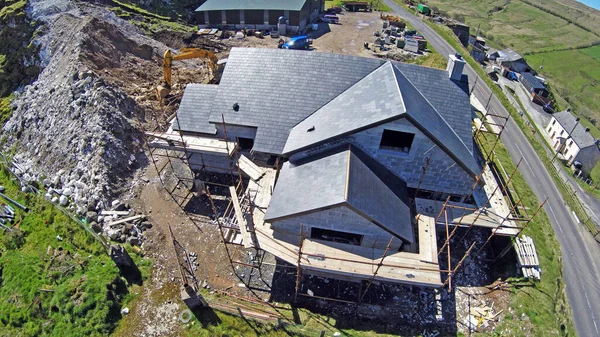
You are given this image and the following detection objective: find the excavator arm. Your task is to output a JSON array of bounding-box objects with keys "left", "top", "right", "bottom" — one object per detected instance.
[{"left": 162, "top": 48, "right": 218, "bottom": 88}]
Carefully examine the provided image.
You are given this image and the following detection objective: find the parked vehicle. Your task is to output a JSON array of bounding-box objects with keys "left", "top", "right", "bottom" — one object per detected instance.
[
  {"left": 507, "top": 71, "right": 518, "bottom": 81},
  {"left": 278, "top": 36, "right": 312, "bottom": 50},
  {"left": 417, "top": 3, "right": 431, "bottom": 15},
  {"left": 320, "top": 14, "right": 340, "bottom": 24}
]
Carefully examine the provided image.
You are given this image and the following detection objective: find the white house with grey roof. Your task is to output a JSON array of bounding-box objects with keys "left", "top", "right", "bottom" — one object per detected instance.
[
  {"left": 547, "top": 111, "right": 600, "bottom": 173},
  {"left": 195, "top": 0, "right": 324, "bottom": 32}
]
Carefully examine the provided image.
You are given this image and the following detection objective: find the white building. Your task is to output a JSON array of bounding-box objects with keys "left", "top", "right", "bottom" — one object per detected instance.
[{"left": 546, "top": 111, "right": 600, "bottom": 173}]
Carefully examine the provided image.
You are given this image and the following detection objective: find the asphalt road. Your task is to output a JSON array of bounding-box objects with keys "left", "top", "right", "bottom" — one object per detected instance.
[{"left": 383, "top": 1, "right": 600, "bottom": 336}]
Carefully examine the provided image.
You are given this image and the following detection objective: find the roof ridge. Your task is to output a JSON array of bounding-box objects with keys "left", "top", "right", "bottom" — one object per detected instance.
[{"left": 287, "top": 60, "right": 389, "bottom": 130}]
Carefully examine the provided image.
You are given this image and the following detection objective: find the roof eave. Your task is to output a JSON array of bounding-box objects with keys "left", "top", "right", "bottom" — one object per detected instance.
[{"left": 264, "top": 201, "right": 346, "bottom": 223}]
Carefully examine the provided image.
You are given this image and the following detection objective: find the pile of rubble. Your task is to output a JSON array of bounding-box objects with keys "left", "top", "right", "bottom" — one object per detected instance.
[
  {"left": 2, "top": 1, "right": 212, "bottom": 216},
  {"left": 95, "top": 200, "right": 151, "bottom": 246}
]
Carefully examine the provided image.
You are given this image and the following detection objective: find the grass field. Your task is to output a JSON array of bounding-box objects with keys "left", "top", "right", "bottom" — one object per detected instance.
[
  {"left": 422, "top": 0, "right": 600, "bottom": 53},
  {"left": 416, "top": 0, "right": 600, "bottom": 145},
  {"left": 0, "top": 165, "right": 151, "bottom": 337},
  {"left": 526, "top": 45, "right": 600, "bottom": 127}
]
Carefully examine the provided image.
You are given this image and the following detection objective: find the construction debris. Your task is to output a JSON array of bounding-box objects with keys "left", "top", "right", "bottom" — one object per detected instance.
[
  {"left": 465, "top": 304, "right": 503, "bottom": 332},
  {"left": 514, "top": 235, "right": 540, "bottom": 280}
]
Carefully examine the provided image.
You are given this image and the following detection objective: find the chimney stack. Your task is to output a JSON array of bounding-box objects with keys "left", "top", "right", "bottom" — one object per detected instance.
[{"left": 447, "top": 53, "right": 466, "bottom": 81}]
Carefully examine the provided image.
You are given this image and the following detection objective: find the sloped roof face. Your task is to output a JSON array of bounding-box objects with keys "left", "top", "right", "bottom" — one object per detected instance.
[
  {"left": 173, "top": 84, "right": 218, "bottom": 134},
  {"left": 392, "top": 62, "right": 473, "bottom": 148},
  {"left": 520, "top": 72, "right": 546, "bottom": 90},
  {"left": 265, "top": 148, "right": 348, "bottom": 222},
  {"left": 499, "top": 48, "right": 523, "bottom": 61},
  {"left": 207, "top": 48, "right": 384, "bottom": 154},
  {"left": 392, "top": 65, "right": 479, "bottom": 176},
  {"left": 265, "top": 146, "right": 414, "bottom": 242},
  {"left": 196, "top": 0, "right": 306, "bottom": 12},
  {"left": 554, "top": 111, "right": 597, "bottom": 147},
  {"left": 284, "top": 61, "right": 479, "bottom": 176},
  {"left": 283, "top": 62, "right": 403, "bottom": 154},
  {"left": 346, "top": 150, "right": 413, "bottom": 242}
]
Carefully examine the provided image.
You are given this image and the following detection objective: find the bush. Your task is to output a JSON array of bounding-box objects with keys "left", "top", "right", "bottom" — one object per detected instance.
[{"left": 2, "top": 228, "right": 25, "bottom": 250}]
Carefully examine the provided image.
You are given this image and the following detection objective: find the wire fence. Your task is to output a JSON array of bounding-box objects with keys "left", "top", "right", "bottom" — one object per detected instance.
[{"left": 0, "top": 153, "right": 110, "bottom": 251}]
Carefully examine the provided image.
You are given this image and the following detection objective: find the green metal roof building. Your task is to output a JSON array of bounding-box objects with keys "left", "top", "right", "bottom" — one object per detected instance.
[{"left": 195, "top": 0, "right": 325, "bottom": 32}]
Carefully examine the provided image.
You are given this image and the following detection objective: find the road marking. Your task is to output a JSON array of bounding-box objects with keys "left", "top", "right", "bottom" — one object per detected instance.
[
  {"left": 583, "top": 291, "right": 600, "bottom": 334},
  {"left": 547, "top": 205, "right": 565, "bottom": 235},
  {"left": 515, "top": 144, "right": 537, "bottom": 178}
]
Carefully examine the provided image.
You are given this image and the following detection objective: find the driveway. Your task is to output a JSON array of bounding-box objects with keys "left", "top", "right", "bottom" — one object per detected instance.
[
  {"left": 383, "top": 1, "right": 600, "bottom": 336},
  {"left": 497, "top": 77, "right": 551, "bottom": 128}
]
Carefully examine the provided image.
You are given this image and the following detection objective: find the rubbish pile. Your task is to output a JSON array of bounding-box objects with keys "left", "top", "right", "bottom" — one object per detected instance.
[
  {"left": 368, "top": 18, "right": 428, "bottom": 58},
  {"left": 0, "top": 201, "right": 16, "bottom": 231},
  {"left": 96, "top": 201, "right": 151, "bottom": 246},
  {"left": 464, "top": 304, "right": 503, "bottom": 332}
]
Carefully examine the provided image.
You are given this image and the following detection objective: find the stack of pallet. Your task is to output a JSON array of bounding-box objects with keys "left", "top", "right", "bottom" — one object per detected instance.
[{"left": 514, "top": 235, "right": 540, "bottom": 280}]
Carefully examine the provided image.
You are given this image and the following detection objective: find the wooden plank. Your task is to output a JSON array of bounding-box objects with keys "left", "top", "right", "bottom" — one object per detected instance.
[
  {"left": 109, "top": 215, "right": 144, "bottom": 226},
  {"left": 100, "top": 210, "right": 130, "bottom": 216},
  {"left": 229, "top": 186, "right": 252, "bottom": 248},
  {"left": 237, "top": 155, "right": 265, "bottom": 181},
  {"left": 146, "top": 132, "right": 236, "bottom": 155}
]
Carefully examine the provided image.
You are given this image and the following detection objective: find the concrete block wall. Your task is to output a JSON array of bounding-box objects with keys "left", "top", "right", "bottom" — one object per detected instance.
[
  {"left": 188, "top": 152, "right": 232, "bottom": 173},
  {"left": 271, "top": 205, "right": 403, "bottom": 250},
  {"left": 345, "top": 118, "right": 475, "bottom": 196}
]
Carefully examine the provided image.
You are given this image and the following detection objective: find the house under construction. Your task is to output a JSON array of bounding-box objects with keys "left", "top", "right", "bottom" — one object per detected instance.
[{"left": 147, "top": 48, "right": 530, "bottom": 289}]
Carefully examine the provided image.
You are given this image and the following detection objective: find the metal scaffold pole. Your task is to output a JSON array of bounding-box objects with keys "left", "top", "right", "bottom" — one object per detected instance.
[{"left": 359, "top": 237, "right": 394, "bottom": 303}]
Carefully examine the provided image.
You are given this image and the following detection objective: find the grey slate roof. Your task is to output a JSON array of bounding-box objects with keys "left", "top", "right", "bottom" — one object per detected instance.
[
  {"left": 520, "top": 72, "right": 546, "bottom": 91},
  {"left": 175, "top": 48, "right": 476, "bottom": 175},
  {"left": 283, "top": 62, "right": 404, "bottom": 154},
  {"left": 498, "top": 48, "right": 523, "bottom": 62},
  {"left": 265, "top": 145, "right": 414, "bottom": 242},
  {"left": 553, "top": 111, "right": 597, "bottom": 148},
  {"left": 196, "top": 0, "right": 306, "bottom": 12},
  {"left": 172, "top": 84, "right": 217, "bottom": 134},
  {"left": 284, "top": 62, "right": 479, "bottom": 176},
  {"left": 207, "top": 48, "right": 385, "bottom": 154}
]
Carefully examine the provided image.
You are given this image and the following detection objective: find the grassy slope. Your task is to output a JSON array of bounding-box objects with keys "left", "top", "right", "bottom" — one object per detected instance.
[
  {"left": 526, "top": 46, "right": 600, "bottom": 128},
  {"left": 423, "top": 0, "right": 599, "bottom": 52},
  {"left": 0, "top": 166, "right": 150, "bottom": 336},
  {"left": 109, "top": 0, "right": 195, "bottom": 34},
  {"left": 475, "top": 131, "right": 574, "bottom": 337}
]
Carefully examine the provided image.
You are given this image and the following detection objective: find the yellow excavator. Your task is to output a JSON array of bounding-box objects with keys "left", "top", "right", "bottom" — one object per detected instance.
[{"left": 156, "top": 48, "right": 219, "bottom": 101}]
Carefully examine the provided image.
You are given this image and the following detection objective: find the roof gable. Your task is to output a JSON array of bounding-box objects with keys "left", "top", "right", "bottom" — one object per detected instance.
[
  {"left": 265, "top": 145, "right": 414, "bottom": 242},
  {"left": 392, "top": 65, "right": 480, "bottom": 176},
  {"left": 283, "top": 61, "right": 479, "bottom": 176}
]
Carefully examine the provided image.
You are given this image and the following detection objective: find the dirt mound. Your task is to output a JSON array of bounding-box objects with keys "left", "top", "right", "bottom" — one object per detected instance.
[
  {"left": 152, "top": 30, "right": 228, "bottom": 52},
  {"left": 3, "top": 2, "right": 213, "bottom": 214},
  {"left": 81, "top": 17, "right": 154, "bottom": 69}
]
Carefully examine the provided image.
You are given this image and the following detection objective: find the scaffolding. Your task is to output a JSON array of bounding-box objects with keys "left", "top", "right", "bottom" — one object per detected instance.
[{"left": 143, "top": 98, "right": 548, "bottom": 311}]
